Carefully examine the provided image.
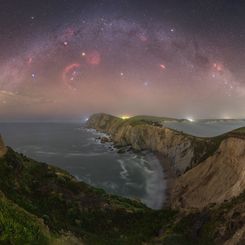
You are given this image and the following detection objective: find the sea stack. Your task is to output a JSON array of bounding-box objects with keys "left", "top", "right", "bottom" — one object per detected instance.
[{"left": 0, "top": 134, "right": 7, "bottom": 157}]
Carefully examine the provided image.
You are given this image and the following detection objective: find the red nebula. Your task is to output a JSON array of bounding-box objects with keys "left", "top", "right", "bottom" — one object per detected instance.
[
  {"left": 160, "top": 64, "right": 166, "bottom": 70},
  {"left": 85, "top": 51, "right": 101, "bottom": 65},
  {"left": 27, "top": 57, "right": 33, "bottom": 65},
  {"left": 62, "top": 63, "right": 80, "bottom": 82},
  {"left": 213, "top": 63, "right": 223, "bottom": 72},
  {"left": 62, "top": 63, "right": 81, "bottom": 91}
]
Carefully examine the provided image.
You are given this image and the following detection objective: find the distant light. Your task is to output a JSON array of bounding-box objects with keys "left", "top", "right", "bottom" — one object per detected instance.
[
  {"left": 121, "top": 115, "right": 130, "bottom": 120},
  {"left": 82, "top": 52, "right": 86, "bottom": 56},
  {"left": 120, "top": 72, "right": 124, "bottom": 76},
  {"left": 84, "top": 118, "right": 89, "bottom": 122},
  {"left": 64, "top": 41, "right": 68, "bottom": 46},
  {"left": 187, "top": 117, "right": 194, "bottom": 122},
  {"left": 222, "top": 114, "right": 231, "bottom": 120}
]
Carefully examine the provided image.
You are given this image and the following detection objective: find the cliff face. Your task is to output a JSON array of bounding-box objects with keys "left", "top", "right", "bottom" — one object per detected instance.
[
  {"left": 87, "top": 113, "right": 219, "bottom": 174},
  {"left": 87, "top": 113, "right": 245, "bottom": 211},
  {"left": 1, "top": 123, "right": 244, "bottom": 244},
  {"left": 171, "top": 137, "right": 245, "bottom": 209},
  {"left": 113, "top": 125, "right": 195, "bottom": 174},
  {"left": 0, "top": 134, "right": 7, "bottom": 157}
]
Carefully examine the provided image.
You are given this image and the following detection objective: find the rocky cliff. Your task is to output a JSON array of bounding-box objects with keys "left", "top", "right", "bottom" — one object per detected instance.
[
  {"left": 87, "top": 113, "right": 222, "bottom": 174},
  {"left": 87, "top": 114, "right": 245, "bottom": 211},
  {"left": 171, "top": 136, "right": 245, "bottom": 209},
  {"left": 0, "top": 125, "right": 244, "bottom": 244}
]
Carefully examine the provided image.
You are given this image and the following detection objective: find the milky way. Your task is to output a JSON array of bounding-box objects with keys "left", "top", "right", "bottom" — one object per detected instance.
[{"left": 0, "top": 0, "right": 245, "bottom": 121}]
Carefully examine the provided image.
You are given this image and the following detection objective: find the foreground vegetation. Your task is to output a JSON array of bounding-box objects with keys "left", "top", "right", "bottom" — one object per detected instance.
[
  {"left": 0, "top": 144, "right": 244, "bottom": 244},
  {"left": 0, "top": 148, "right": 177, "bottom": 244}
]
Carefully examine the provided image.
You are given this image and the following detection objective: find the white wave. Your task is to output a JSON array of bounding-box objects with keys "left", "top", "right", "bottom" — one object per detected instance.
[
  {"left": 118, "top": 159, "right": 129, "bottom": 180},
  {"left": 138, "top": 157, "right": 166, "bottom": 210},
  {"left": 35, "top": 150, "right": 59, "bottom": 155}
]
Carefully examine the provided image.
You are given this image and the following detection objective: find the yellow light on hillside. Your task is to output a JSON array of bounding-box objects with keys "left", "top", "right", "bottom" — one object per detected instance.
[
  {"left": 187, "top": 117, "right": 195, "bottom": 122},
  {"left": 121, "top": 115, "right": 130, "bottom": 120}
]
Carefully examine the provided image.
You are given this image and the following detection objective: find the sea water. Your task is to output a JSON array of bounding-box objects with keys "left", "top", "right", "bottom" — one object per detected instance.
[{"left": 0, "top": 123, "right": 166, "bottom": 209}]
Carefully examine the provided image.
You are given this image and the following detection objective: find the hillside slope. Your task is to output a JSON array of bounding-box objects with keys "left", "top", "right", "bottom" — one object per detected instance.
[
  {"left": 0, "top": 124, "right": 244, "bottom": 244},
  {"left": 87, "top": 114, "right": 245, "bottom": 209},
  {"left": 0, "top": 146, "right": 175, "bottom": 245},
  {"left": 0, "top": 190, "right": 51, "bottom": 244},
  {"left": 87, "top": 113, "right": 222, "bottom": 175},
  {"left": 171, "top": 136, "right": 245, "bottom": 209}
]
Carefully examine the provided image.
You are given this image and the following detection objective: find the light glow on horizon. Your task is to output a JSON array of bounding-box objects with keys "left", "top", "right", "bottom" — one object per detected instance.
[
  {"left": 120, "top": 115, "right": 130, "bottom": 120},
  {"left": 187, "top": 117, "right": 195, "bottom": 122}
]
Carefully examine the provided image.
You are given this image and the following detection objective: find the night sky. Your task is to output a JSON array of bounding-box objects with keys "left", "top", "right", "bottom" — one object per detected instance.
[{"left": 1, "top": 0, "right": 245, "bottom": 121}]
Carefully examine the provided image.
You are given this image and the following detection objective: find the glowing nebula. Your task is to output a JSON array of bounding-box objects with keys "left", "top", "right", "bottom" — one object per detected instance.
[
  {"left": 27, "top": 57, "right": 33, "bottom": 65},
  {"left": 62, "top": 63, "right": 81, "bottom": 90},
  {"left": 85, "top": 51, "right": 101, "bottom": 65},
  {"left": 160, "top": 64, "right": 166, "bottom": 70},
  {"left": 213, "top": 63, "right": 224, "bottom": 73},
  {"left": 0, "top": 1, "right": 244, "bottom": 120}
]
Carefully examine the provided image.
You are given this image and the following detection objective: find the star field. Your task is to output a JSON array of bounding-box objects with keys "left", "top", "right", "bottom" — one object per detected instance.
[{"left": 0, "top": 0, "right": 245, "bottom": 121}]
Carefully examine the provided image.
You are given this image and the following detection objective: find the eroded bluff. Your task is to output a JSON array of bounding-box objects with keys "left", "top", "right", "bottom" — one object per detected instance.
[
  {"left": 87, "top": 113, "right": 245, "bottom": 210},
  {"left": 87, "top": 113, "right": 220, "bottom": 174}
]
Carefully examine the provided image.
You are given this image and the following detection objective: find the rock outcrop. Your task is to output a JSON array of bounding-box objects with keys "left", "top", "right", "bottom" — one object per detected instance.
[
  {"left": 87, "top": 113, "right": 245, "bottom": 210},
  {"left": 0, "top": 135, "right": 7, "bottom": 157},
  {"left": 87, "top": 113, "right": 221, "bottom": 175},
  {"left": 0, "top": 118, "right": 244, "bottom": 244},
  {"left": 171, "top": 137, "right": 245, "bottom": 209}
]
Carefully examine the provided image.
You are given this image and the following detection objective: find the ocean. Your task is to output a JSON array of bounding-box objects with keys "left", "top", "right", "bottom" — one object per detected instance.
[
  {"left": 1, "top": 120, "right": 244, "bottom": 209},
  {"left": 0, "top": 123, "right": 166, "bottom": 209}
]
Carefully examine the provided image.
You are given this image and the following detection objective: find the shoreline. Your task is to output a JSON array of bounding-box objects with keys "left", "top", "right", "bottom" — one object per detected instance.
[
  {"left": 89, "top": 127, "right": 174, "bottom": 210},
  {"left": 155, "top": 152, "right": 176, "bottom": 208}
]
